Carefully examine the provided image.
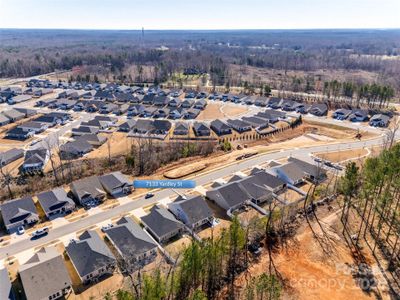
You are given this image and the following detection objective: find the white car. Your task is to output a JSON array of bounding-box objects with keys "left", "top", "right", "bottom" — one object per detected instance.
[{"left": 17, "top": 226, "right": 25, "bottom": 235}]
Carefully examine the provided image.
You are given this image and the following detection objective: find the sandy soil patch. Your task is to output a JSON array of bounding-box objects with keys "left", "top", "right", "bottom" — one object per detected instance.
[
  {"left": 197, "top": 103, "right": 225, "bottom": 120},
  {"left": 164, "top": 162, "right": 208, "bottom": 179},
  {"left": 164, "top": 235, "right": 193, "bottom": 260},
  {"left": 85, "top": 132, "right": 130, "bottom": 159},
  {"left": 276, "top": 188, "right": 305, "bottom": 204},
  {"left": 316, "top": 148, "right": 369, "bottom": 163},
  {"left": 220, "top": 104, "right": 249, "bottom": 117}
]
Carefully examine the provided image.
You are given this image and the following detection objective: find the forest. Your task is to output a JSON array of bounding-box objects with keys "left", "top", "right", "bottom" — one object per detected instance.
[{"left": 1, "top": 29, "right": 400, "bottom": 97}]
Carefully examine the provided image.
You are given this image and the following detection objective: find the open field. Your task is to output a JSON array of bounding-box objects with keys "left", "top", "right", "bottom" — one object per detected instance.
[{"left": 315, "top": 148, "right": 369, "bottom": 163}]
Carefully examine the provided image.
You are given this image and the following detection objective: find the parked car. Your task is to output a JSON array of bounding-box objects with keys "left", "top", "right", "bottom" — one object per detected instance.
[
  {"left": 145, "top": 193, "right": 154, "bottom": 199},
  {"left": 31, "top": 227, "right": 49, "bottom": 239},
  {"left": 101, "top": 224, "right": 114, "bottom": 232},
  {"left": 17, "top": 226, "right": 25, "bottom": 235}
]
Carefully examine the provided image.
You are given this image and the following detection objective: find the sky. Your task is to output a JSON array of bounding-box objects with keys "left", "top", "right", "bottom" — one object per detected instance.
[{"left": 0, "top": 0, "right": 399, "bottom": 30}]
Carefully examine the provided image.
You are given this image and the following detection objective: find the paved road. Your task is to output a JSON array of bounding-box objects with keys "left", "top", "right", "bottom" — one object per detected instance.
[{"left": 0, "top": 123, "right": 396, "bottom": 260}]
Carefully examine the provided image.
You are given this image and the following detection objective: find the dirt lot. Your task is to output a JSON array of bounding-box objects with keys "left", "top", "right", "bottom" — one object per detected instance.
[
  {"left": 86, "top": 132, "right": 131, "bottom": 159},
  {"left": 197, "top": 102, "right": 249, "bottom": 121},
  {"left": 163, "top": 235, "right": 193, "bottom": 260},
  {"left": 315, "top": 148, "right": 369, "bottom": 163},
  {"left": 231, "top": 202, "right": 393, "bottom": 300}
]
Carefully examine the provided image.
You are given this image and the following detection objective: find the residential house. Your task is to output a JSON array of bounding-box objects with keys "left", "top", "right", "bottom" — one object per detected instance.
[
  {"left": 141, "top": 94, "right": 155, "bottom": 105},
  {"left": 70, "top": 176, "right": 107, "bottom": 206},
  {"left": 168, "top": 195, "right": 213, "bottom": 230},
  {"left": 250, "top": 171, "right": 286, "bottom": 193},
  {"left": 280, "top": 99, "right": 297, "bottom": 111},
  {"left": 99, "top": 171, "right": 133, "bottom": 196},
  {"left": 183, "top": 108, "right": 200, "bottom": 119},
  {"left": 104, "top": 217, "right": 158, "bottom": 272},
  {"left": 288, "top": 157, "right": 327, "bottom": 183},
  {"left": 37, "top": 188, "right": 75, "bottom": 218},
  {"left": 0, "top": 197, "right": 39, "bottom": 232},
  {"left": 153, "top": 120, "right": 172, "bottom": 135},
  {"left": 294, "top": 103, "right": 311, "bottom": 114},
  {"left": 309, "top": 103, "right": 328, "bottom": 116},
  {"left": 237, "top": 175, "right": 274, "bottom": 205},
  {"left": 131, "top": 119, "right": 154, "bottom": 134},
  {"left": 210, "top": 119, "right": 232, "bottom": 135},
  {"left": 168, "top": 107, "right": 186, "bottom": 119},
  {"left": 119, "top": 119, "right": 136, "bottom": 132},
  {"left": 193, "top": 122, "right": 211, "bottom": 136},
  {"left": 153, "top": 107, "right": 170, "bottom": 118},
  {"left": 254, "top": 97, "right": 269, "bottom": 107},
  {"left": 0, "top": 148, "right": 24, "bottom": 166},
  {"left": 153, "top": 95, "right": 169, "bottom": 107},
  {"left": 206, "top": 181, "right": 251, "bottom": 211},
  {"left": 181, "top": 99, "right": 194, "bottom": 108},
  {"left": 18, "top": 121, "right": 48, "bottom": 134},
  {"left": 75, "top": 134, "right": 107, "bottom": 147},
  {"left": 6, "top": 127, "right": 34, "bottom": 140},
  {"left": 81, "top": 119, "right": 110, "bottom": 130},
  {"left": 140, "top": 106, "right": 157, "bottom": 118},
  {"left": 168, "top": 98, "right": 181, "bottom": 107},
  {"left": 256, "top": 109, "right": 286, "bottom": 123},
  {"left": 241, "top": 116, "right": 269, "bottom": 130},
  {"left": 369, "top": 114, "right": 390, "bottom": 127},
  {"left": 127, "top": 104, "right": 145, "bottom": 117},
  {"left": 8, "top": 95, "right": 32, "bottom": 105},
  {"left": 113, "top": 104, "right": 130, "bottom": 115},
  {"left": 3, "top": 109, "right": 25, "bottom": 122},
  {"left": 99, "top": 103, "right": 119, "bottom": 114},
  {"left": 71, "top": 126, "right": 99, "bottom": 136},
  {"left": 60, "top": 139, "right": 93, "bottom": 159},
  {"left": 94, "top": 115, "right": 118, "bottom": 124},
  {"left": 22, "top": 148, "right": 49, "bottom": 172},
  {"left": 94, "top": 90, "right": 114, "bottom": 101},
  {"left": 226, "top": 119, "right": 252, "bottom": 133},
  {"left": 267, "top": 97, "right": 281, "bottom": 109},
  {"left": 13, "top": 108, "right": 37, "bottom": 118},
  {"left": 332, "top": 109, "right": 352, "bottom": 120},
  {"left": 270, "top": 162, "right": 305, "bottom": 186},
  {"left": 194, "top": 99, "right": 207, "bottom": 110},
  {"left": 66, "top": 230, "right": 117, "bottom": 284},
  {"left": 0, "top": 267, "right": 15, "bottom": 300},
  {"left": 141, "top": 205, "right": 184, "bottom": 243},
  {"left": 115, "top": 93, "right": 135, "bottom": 103},
  {"left": 19, "top": 247, "right": 72, "bottom": 300},
  {"left": 349, "top": 109, "right": 369, "bottom": 122},
  {"left": 173, "top": 122, "right": 190, "bottom": 135},
  {"left": 0, "top": 114, "right": 10, "bottom": 126}
]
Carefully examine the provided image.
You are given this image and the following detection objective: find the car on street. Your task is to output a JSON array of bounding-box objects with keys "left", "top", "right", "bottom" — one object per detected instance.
[
  {"left": 145, "top": 193, "right": 154, "bottom": 199},
  {"left": 17, "top": 226, "right": 25, "bottom": 235}
]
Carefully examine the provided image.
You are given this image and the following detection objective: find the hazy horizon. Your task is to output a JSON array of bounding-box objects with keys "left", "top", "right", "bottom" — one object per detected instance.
[{"left": 1, "top": 0, "right": 400, "bottom": 30}]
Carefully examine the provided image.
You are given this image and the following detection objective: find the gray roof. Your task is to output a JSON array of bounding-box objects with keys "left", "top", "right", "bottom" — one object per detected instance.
[
  {"left": 141, "top": 205, "right": 183, "bottom": 238},
  {"left": 0, "top": 148, "right": 24, "bottom": 166},
  {"left": 60, "top": 139, "right": 93, "bottom": 155},
  {"left": 276, "top": 162, "right": 305, "bottom": 182},
  {"left": 37, "top": 188, "right": 75, "bottom": 214},
  {"left": 208, "top": 182, "right": 251, "bottom": 208},
  {"left": 0, "top": 268, "right": 13, "bottom": 300},
  {"left": 238, "top": 175, "right": 273, "bottom": 201},
  {"left": 171, "top": 195, "right": 213, "bottom": 227},
  {"left": 72, "top": 126, "right": 99, "bottom": 135},
  {"left": 3, "top": 109, "right": 25, "bottom": 119},
  {"left": 193, "top": 122, "right": 210, "bottom": 132},
  {"left": 0, "top": 114, "right": 10, "bottom": 124},
  {"left": 211, "top": 119, "right": 231, "bottom": 131},
  {"left": 99, "top": 172, "right": 131, "bottom": 192},
  {"left": 75, "top": 133, "right": 106, "bottom": 145},
  {"left": 70, "top": 176, "right": 106, "bottom": 200},
  {"left": 66, "top": 230, "right": 116, "bottom": 278},
  {"left": 0, "top": 197, "right": 38, "bottom": 227},
  {"left": 119, "top": 119, "right": 136, "bottom": 130},
  {"left": 251, "top": 170, "right": 286, "bottom": 189},
  {"left": 105, "top": 217, "right": 157, "bottom": 259},
  {"left": 287, "top": 157, "right": 326, "bottom": 179},
  {"left": 23, "top": 148, "right": 48, "bottom": 165},
  {"left": 370, "top": 114, "right": 390, "bottom": 122},
  {"left": 19, "top": 247, "right": 71, "bottom": 300}
]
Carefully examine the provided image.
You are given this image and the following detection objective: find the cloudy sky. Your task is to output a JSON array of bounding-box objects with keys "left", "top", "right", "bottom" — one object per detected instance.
[{"left": 0, "top": 0, "right": 399, "bottom": 30}]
